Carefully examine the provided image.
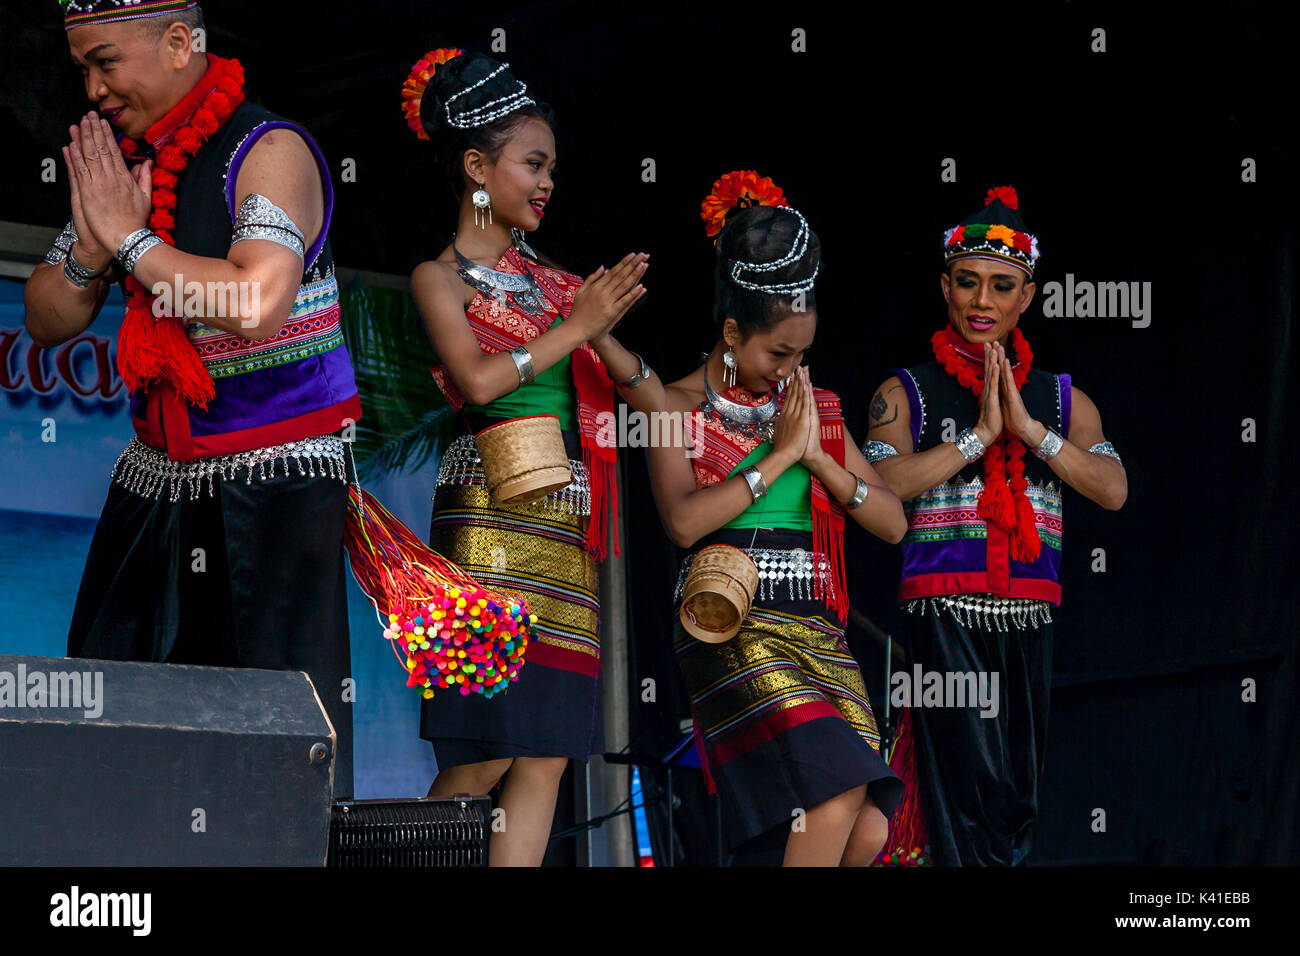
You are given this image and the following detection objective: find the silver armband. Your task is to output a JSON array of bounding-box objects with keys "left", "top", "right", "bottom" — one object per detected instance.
[
  {"left": 117, "top": 228, "right": 163, "bottom": 274},
  {"left": 844, "top": 475, "right": 870, "bottom": 510},
  {"left": 1089, "top": 441, "right": 1123, "bottom": 466},
  {"left": 954, "top": 427, "right": 987, "bottom": 463},
  {"left": 741, "top": 465, "right": 767, "bottom": 502},
  {"left": 509, "top": 345, "right": 536, "bottom": 386},
  {"left": 863, "top": 439, "right": 899, "bottom": 463},
  {"left": 230, "top": 193, "right": 306, "bottom": 258},
  {"left": 1034, "top": 428, "right": 1065, "bottom": 461},
  {"left": 45, "top": 220, "right": 78, "bottom": 265}
]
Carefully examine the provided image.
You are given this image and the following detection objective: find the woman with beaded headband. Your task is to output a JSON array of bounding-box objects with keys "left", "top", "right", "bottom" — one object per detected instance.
[
  {"left": 403, "top": 48, "right": 660, "bottom": 866},
  {"left": 864, "top": 186, "right": 1127, "bottom": 866},
  {"left": 642, "top": 171, "right": 907, "bottom": 865}
]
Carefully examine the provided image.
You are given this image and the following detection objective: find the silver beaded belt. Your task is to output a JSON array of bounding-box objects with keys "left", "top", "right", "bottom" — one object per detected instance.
[
  {"left": 111, "top": 434, "right": 348, "bottom": 502},
  {"left": 435, "top": 434, "right": 591, "bottom": 516},
  {"left": 904, "top": 594, "right": 1053, "bottom": 631},
  {"left": 673, "top": 546, "right": 833, "bottom": 606}
]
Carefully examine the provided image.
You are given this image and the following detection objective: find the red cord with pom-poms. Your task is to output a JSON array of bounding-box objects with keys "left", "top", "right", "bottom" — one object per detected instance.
[
  {"left": 343, "top": 484, "right": 536, "bottom": 700},
  {"left": 871, "top": 707, "right": 932, "bottom": 867}
]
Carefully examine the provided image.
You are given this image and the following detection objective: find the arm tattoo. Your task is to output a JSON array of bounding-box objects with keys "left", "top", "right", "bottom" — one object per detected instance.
[{"left": 868, "top": 385, "right": 902, "bottom": 429}]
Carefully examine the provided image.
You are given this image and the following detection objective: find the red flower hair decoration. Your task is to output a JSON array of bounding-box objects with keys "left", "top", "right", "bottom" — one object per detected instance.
[
  {"left": 700, "top": 169, "right": 789, "bottom": 238},
  {"left": 402, "top": 48, "right": 465, "bottom": 139}
]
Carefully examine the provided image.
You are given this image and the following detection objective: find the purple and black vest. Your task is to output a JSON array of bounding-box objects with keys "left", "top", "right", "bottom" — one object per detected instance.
[
  {"left": 128, "top": 100, "right": 361, "bottom": 460},
  {"left": 892, "top": 361, "right": 1071, "bottom": 605}
]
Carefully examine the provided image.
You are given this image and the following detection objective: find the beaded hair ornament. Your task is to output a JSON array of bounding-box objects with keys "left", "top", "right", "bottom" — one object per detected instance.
[
  {"left": 700, "top": 169, "right": 819, "bottom": 295},
  {"left": 943, "top": 185, "right": 1040, "bottom": 278},
  {"left": 401, "top": 48, "right": 536, "bottom": 139}
]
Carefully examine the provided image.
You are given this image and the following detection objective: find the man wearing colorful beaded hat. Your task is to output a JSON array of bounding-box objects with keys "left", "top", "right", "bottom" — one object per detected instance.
[
  {"left": 864, "top": 186, "right": 1127, "bottom": 865},
  {"left": 24, "top": 2, "right": 362, "bottom": 795}
]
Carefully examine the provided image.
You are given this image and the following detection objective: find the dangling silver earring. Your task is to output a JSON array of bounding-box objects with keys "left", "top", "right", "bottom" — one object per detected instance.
[
  {"left": 723, "top": 347, "right": 737, "bottom": 388},
  {"left": 472, "top": 184, "right": 492, "bottom": 229}
]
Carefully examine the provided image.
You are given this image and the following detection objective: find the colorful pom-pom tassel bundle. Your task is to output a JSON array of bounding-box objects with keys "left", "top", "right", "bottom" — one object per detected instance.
[
  {"left": 343, "top": 483, "right": 536, "bottom": 699},
  {"left": 382, "top": 583, "right": 535, "bottom": 699}
]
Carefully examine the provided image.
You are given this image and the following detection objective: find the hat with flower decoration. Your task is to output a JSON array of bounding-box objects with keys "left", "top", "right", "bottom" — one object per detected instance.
[
  {"left": 943, "top": 185, "right": 1040, "bottom": 278},
  {"left": 60, "top": 0, "right": 198, "bottom": 30}
]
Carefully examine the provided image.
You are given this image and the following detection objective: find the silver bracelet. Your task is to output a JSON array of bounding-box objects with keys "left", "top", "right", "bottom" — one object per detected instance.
[
  {"left": 616, "top": 352, "right": 651, "bottom": 389},
  {"left": 117, "top": 228, "right": 163, "bottom": 274},
  {"left": 45, "top": 220, "right": 78, "bottom": 265},
  {"left": 954, "top": 427, "right": 987, "bottom": 463},
  {"left": 1034, "top": 428, "right": 1065, "bottom": 461},
  {"left": 844, "top": 475, "right": 870, "bottom": 510},
  {"left": 509, "top": 345, "right": 536, "bottom": 386},
  {"left": 62, "top": 245, "right": 103, "bottom": 288},
  {"left": 741, "top": 465, "right": 767, "bottom": 502}
]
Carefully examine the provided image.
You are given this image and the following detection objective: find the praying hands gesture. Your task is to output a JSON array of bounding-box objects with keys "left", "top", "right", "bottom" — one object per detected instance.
[{"left": 63, "top": 113, "right": 153, "bottom": 261}]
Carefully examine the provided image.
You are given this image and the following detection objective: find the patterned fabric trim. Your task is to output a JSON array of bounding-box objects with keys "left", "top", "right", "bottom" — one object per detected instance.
[
  {"left": 44, "top": 220, "right": 77, "bottom": 265},
  {"left": 863, "top": 439, "right": 900, "bottom": 463},
  {"left": 435, "top": 434, "right": 591, "bottom": 516},
  {"left": 111, "top": 434, "right": 347, "bottom": 502},
  {"left": 1089, "top": 441, "right": 1123, "bottom": 465},
  {"left": 185, "top": 267, "right": 343, "bottom": 378},
  {"left": 903, "top": 594, "right": 1053, "bottom": 631},
  {"left": 904, "top": 475, "right": 1063, "bottom": 550}
]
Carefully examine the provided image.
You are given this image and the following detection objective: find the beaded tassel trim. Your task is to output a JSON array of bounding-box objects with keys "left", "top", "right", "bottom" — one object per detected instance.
[
  {"left": 111, "top": 435, "right": 347, "bottom": 502},
  {"left": 673, "top": 546, "right": 834, "bottom": 607},
  {"left": 904, "top": 594, "right": 1053, "bottom": 631},
  {"left": 435, "top": 434, "right": 591, "bottom": 516}
]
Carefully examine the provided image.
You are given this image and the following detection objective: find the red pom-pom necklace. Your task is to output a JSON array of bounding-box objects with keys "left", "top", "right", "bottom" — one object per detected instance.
[
  {"left": 931, "top": 323, "right": 1042, "bottom": 563},
  {"left": 115, "top": 55, "right": 246, "bottom": 409}
]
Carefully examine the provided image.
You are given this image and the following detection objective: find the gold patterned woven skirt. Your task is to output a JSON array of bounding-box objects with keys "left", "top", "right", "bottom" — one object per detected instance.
[
  {"left": 419, "top": 466, "right": 602, "bottom": 766},
  {"left": 673, "top": 528, "right": 903, "bottom": 850}
]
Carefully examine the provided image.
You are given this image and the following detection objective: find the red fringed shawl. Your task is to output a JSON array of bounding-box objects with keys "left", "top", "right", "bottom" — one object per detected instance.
[{"left": 430, "top": 246, "right": 618, "bottom": 561}]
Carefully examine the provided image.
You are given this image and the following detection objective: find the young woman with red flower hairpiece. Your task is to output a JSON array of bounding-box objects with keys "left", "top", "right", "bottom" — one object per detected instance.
[
  {"left": 404, "top": 48, "right": 659, "bottom": 866},
  {"left": 26, "top": 2, "right": 364, "bottom": 796},
  {"left": 864, "top": 186, "right": 1127, "bottom": 866},
  {"left": 644, "top": 171, "right": 908, "bottom": 866}
]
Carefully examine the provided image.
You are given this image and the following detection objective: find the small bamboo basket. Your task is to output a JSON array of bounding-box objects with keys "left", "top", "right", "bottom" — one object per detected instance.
[
  {"left": 678, "top": 544, "right": 760, "bottom": 644},
  {"left": 474, "top": 415, "right": 573, "bottom": 507}
]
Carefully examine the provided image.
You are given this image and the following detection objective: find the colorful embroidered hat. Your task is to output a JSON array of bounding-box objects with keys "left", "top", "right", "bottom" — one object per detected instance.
[
  {"left": 60, "top": 0, "right": 198, "bottom": 30},
  {"left": 943, "top": 185, "right": 1040, "bottom": 278}
]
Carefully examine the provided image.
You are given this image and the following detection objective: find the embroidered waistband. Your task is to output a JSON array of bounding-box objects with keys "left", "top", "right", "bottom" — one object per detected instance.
[
  {"left": 674, "top": 546, "right": 833, "bottom": 606},
  {"left": 435, "top": 434, "right": 591, "bottom": 516},
  {"left": 904, "top": 594, "right": 1053, "bottom": 631},
  {"left": 111, "top": 435, "right": 348, "bottom": 502}
]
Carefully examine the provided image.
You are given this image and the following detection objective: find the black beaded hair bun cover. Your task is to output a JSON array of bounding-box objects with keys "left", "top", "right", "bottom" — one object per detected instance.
[
  {"left": 402, "top": 49, "right": 554, "bottom": 192},
  {"left": 713, "top": 205, "right": 822, "bottom": 336}
]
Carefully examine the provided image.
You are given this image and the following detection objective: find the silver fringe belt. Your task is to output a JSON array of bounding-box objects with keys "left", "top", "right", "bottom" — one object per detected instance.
[
  {"left": 904, "top": 594, "right": 1054, "bottom": 631},
  {"left": 673, "top": 546, "right": 833, "bottom": 606},
  {"left": 435, "top": 434, "right": 591, "bottom": 516},
  {"left": 111, "top": 435, "right": 348, "bottom": 502}
]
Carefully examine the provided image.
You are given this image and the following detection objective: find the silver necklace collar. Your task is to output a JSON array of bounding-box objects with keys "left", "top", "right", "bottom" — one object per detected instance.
[
  {"left": 702, "top": 374, "right": 778, "bottom": 424},
  {"left": 454, "top": 243, "right": 548, "bottom": 317}
]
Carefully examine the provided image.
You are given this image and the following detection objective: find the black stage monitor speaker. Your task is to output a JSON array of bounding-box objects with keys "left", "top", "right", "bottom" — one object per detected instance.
[
  {"left": 0, "top": 654, "right": 336, "bottom": 866},
  {"left": 328, "top": 797, "right": 492, "bottom": 867}
]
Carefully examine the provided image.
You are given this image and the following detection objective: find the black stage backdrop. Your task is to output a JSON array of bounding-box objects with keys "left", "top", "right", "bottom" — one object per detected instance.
[{"left": 3, "top": 0, "right": 1296, "bottom": 865}]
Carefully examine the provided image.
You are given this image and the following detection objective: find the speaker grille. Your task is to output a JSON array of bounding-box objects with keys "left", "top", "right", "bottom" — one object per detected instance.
[{"left": 328, "top": 797, "right": 491, "bottom": 867}]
